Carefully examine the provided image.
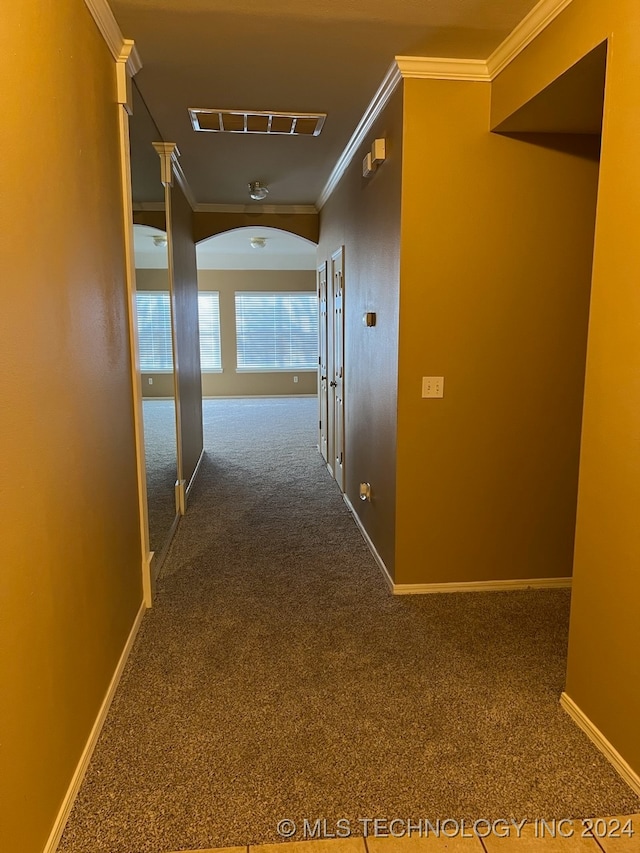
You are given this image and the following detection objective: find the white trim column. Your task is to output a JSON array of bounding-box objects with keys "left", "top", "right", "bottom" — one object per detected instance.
[
  {"left": 116, "top": 42, "right": 154, "bottom": 607},
  {"left": 152, "top": 142, "right": 187, "bottom": 517}
]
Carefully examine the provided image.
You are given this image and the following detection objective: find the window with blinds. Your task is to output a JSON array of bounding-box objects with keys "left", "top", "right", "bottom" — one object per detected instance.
[
  {"left": 235, "top": 292, "right": 318, "bottom": 371},
  {"left": 135, "top": 292, "right": 173, "bottom": 371},
  {"left": 135, "top": 291, "right": 222, "bottom": 372},
  {"left": 198, "top": 292, "right": 222, "bottom": 371}
]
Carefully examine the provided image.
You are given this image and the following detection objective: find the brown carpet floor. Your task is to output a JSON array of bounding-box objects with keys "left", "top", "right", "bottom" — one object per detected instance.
[{"left": 58, "top": 397, "right": 640, "bottom": 853}]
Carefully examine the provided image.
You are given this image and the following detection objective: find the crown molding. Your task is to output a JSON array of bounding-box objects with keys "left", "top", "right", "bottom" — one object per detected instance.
[
  {"left": 83, "top": 0, "right": 126, "bottom": 62},
  {"left": 116, "top": 39, "right": 142, "bottom": 111},
  {"left": 194, "top": 203, "right": 318, "bottom": 215},
  {"left": 317, "top": 61, "right": 402, "bottom": 210},
  {"left": 152, "top": 142, "right": 180, "bottom": 187},
  {"left": 316, "top": 54, "right": 490, "bottom": 210},
  {"left": 315, "top": 0, "right": 575, "bottom": 209},
  {"left": 119, "top": 38, "right": 142, "bottom": 77},
  {"left": 151, "top": 143, "right": 197, "bottom": 209},
  {"left": 487, "top": 0, "right": 575, "bottom": 78},
  {"left": 396, "top": 56, "right": 491, "bottom": 81}
]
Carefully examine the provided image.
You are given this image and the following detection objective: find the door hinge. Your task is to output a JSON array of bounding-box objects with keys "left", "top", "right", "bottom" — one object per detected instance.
[{"left": 319, "top": 420, "right": 322, "bottom": 429}]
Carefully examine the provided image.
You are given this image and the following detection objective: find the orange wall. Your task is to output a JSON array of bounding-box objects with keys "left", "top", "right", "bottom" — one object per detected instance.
[
  {"left": 170, "top": 182, "right": 204, "bottom": 485},
  {"left": 396, "top": 79, "right": 600, "bottom": 586},
  {"left": 492, "top": 0, "right": 640, "bottom": 777},
  {"left": 319, "top": 86, "right": 403, "bottom": 576},
  {"left": 0, "top": 2, "right": 143, "bottom": 850}
]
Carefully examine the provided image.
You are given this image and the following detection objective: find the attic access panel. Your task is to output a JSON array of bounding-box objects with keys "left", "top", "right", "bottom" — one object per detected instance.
[{"left": 189, "top": 108, "right": 326, "bottom": 136}]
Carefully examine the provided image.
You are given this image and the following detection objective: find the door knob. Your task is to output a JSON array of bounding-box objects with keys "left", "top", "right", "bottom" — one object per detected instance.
[{"left": 321, "top": 375, "right": 327, "bottom": 381}]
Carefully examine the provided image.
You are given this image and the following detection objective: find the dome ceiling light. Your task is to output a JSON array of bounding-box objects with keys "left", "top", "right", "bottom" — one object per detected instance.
[
  {"left": 248, "top": 181, "right": 269, "bottom": 201},
  {"left": 250, "top": 237, "right": 267, "bottom": 250}
]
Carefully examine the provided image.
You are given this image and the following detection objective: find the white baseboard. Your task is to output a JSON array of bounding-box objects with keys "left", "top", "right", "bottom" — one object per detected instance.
[
  {"left": 43, "top": 599, "right": 147, "bottom": 853},
  {"left": 152, "top": 512, "right": 181, "bottom": 585},
  {"left": 142, "top": 550, "right": 154, "bottom": 607},
  {"left": 185, "top": 447, "right": 205, "bottom": 503},
  {"left": 202, "top": 394, "right": 317, "bottom": 399},
  {"left": 343, "top": 494, "right": 394, "bottom": 592},
  {"left": 393, "top": 577, "right": 572, "bottom": 594},
  {"left": 560, "top": 692, "right": 640, "bottom": 797},
  {"left": 342, "top": 494, "right": 572, "bottom": 596}
]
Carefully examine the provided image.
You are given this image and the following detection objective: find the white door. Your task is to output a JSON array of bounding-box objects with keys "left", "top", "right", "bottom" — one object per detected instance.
[
  {"left": 330, "top": 247, "right": 345, "bottom": 492},
  {"left": 317, "top": 262, "right": 329, "bottom": 463}
]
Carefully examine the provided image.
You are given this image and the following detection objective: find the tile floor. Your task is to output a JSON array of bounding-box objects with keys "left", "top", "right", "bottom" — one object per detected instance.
[{"left": 169, "top": 816, "right": 640, "bottom": 853}]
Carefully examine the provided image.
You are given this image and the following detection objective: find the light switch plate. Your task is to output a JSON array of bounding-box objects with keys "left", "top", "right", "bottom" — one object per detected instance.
[{"left": 422, "top": 376, "right": 444, "bottom": 398}]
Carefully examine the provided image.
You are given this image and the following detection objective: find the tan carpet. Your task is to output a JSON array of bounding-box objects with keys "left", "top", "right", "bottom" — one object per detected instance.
[{"left": 58, "top": 398, "right": 640, "bottom": 853}]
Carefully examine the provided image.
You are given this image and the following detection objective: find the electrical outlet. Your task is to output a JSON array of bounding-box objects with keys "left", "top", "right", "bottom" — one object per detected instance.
[
  {"left": 422, "top": 376, "right": 444, "bottom": 398},
  {"left": 293, "top": 375, "right": 299, "bottom": 383},
  {"left": 148, "top": 377, "right": 153, "bottom": 385}
]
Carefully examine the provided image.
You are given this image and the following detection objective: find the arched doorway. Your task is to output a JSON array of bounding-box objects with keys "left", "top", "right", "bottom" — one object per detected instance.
[{"left": 195, "top": 226, "right": 318, "bottom": 400}]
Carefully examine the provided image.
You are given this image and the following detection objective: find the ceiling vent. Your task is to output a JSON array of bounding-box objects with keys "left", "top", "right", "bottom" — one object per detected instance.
[{"left": 189, "top": 108, "right": 326, "bottom": 136}]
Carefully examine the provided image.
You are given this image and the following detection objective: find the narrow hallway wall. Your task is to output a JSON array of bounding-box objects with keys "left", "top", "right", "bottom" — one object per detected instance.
[
  {"left": 318, "top": 86, "right": 403, "bottom": 578},
  {"left": 0, "top": 2, "right": 144, "bottom": 850}
]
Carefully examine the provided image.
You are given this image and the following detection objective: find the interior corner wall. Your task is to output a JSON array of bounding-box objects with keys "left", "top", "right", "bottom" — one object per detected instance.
[
  {"left": 170, "top": 182, "right": 204, "bottom": 484},
  {"left": 395, "top": 77, "right": 600, "bottom": 587},
  {"left": 492, "top": 0, "right": 640, "bottom": 779},
  {"left": 0, "top": 2, "right": 143, "bottom": 851},
  {"left": 318, "top": 85, "right": 403, "bottom": 578},
  {"left": 198, "top": 269, "right": 317, "bottom": 397}
]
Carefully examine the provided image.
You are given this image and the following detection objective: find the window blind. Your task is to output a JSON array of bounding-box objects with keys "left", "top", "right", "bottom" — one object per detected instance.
[
  {"left": 235, "top": 291, "right": 318, "bottom": 371},
  {"left": 135, "top": 292, "right": 173, "bottom": 371},
  {"left": 135, "top": 291, "right": 222, "bottom": 372},
  {"left": 198, "top": 292, "right": 222, "bottom": 371}
]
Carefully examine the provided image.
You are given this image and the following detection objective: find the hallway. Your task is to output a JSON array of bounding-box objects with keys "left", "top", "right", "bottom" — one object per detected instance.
[{"left": 58, "top": 399, "right": 639, "bottom": 853}]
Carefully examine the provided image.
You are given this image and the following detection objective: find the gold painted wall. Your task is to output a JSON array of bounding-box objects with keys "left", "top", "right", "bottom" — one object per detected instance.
[
  {"left": 492, "top": 0, "right": 640, "bottom": 778},
  {"left": 170, "top": 182, "right": 204, "bottom": 485},
  {"left": 318, "top": 87, "right": 403, "bottom": 575},
  {"left": 0, "top": 2, "right": 143, "bottom": 851},
  {"left": 396, "top": 79, "right": 599, "bottom": 585}
]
